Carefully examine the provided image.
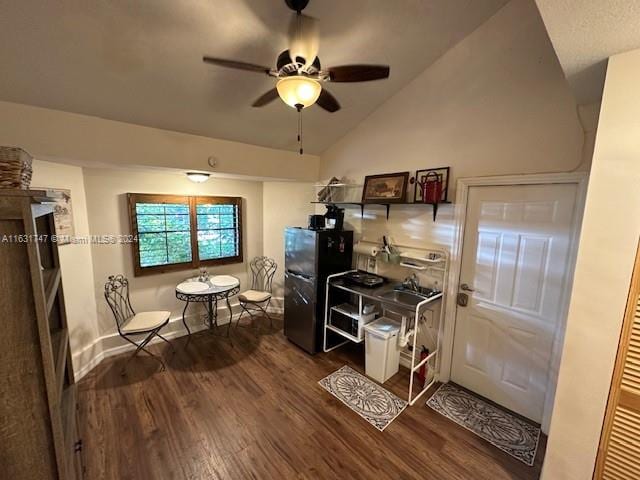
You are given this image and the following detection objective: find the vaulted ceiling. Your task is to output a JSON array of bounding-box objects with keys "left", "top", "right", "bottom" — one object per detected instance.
[
  {"left": 0, "top": 0, "right": 508, "bottom": 154},
  {"left": 536, "top": 0, "right": 640, "bottom": 104}
]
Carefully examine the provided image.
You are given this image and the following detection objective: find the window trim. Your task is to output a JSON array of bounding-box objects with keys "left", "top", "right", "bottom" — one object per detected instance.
[{"left": 127, "top": 193, "right": 243, "bottom": 277}]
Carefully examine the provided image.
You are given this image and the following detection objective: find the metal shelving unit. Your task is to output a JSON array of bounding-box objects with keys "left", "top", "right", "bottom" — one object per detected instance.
[{"left": 323, "top": 245, "right": 449, "bottom": 406}]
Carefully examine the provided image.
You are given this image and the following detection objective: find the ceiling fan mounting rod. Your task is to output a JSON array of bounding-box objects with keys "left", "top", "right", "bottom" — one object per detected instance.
[{"left": 285, "top": 0, "right": 309, "bottom": 14}]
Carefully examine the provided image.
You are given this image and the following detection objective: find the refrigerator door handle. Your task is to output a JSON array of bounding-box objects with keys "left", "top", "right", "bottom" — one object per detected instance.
[
  {"left": 292, "top": 286, "right": 310, "bottom": 305},
  {"left": 285, "top": 270, "right": 314, "bottom": 283}
]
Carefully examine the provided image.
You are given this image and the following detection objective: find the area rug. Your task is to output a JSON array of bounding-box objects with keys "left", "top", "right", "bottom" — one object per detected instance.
[
  {"left": 426, "top": 383, "right": 541, "bottom": 466},
  {"left": 318, "top": 365, "right": 407, "bottom": 431}
]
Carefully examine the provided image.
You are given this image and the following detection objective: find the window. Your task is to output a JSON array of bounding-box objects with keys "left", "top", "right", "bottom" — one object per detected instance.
[{"left": 128, "top": 194, "right": 243, "bottom": 276}]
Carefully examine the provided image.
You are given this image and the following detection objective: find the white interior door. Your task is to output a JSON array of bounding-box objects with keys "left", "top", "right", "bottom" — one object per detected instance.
[{"left": 451, "top": 183, "right": 578, "bottom": 423}]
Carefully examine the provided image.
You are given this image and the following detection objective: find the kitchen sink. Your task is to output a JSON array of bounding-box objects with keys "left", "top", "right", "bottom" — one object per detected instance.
[
  {"left": 379, "top": 289, "right": 428, "bottom": 307},
  {"left": 399, "top": 285, "right": 441, "bottom": 298}
]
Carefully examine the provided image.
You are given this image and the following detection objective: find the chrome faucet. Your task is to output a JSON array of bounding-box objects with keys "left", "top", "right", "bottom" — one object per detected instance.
[{"left": 402, "top": 273, "right": 420, "bottom": 292}]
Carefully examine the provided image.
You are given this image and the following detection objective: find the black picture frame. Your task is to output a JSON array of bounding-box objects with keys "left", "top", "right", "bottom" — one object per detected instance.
[
  {"left": 413, "top": 167, "right": 450, "bottom": 203},
  {"left": 361, "top": 172, "right": 410, "bottom": 204}
]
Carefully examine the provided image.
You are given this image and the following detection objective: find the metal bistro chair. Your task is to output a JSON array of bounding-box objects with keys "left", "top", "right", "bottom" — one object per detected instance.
[
  {"left": 104, "top": 275, "right": 173, "bottom": 373},
  {"left": 236, "top": 256, "right": 277, "bottom": 329}
]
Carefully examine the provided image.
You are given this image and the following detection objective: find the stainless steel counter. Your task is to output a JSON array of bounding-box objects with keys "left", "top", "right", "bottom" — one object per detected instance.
[{"left": 328, "top": 277, "right": 442, "bottom": 312}]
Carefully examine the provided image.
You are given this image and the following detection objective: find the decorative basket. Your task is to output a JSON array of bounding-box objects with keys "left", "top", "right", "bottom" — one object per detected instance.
[{"left": 0, "top": 147, "right": 33, "bottom": 190}]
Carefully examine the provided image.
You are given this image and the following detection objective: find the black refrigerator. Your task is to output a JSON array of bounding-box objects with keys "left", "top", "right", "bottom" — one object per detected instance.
[{"left": 284, "top": 227, "right": 353, "bottom": 354}]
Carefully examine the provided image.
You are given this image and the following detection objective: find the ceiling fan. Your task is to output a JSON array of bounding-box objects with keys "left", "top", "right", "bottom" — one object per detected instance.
[{"left": 202, "top": 0, "right": 390, "bottom": 115}]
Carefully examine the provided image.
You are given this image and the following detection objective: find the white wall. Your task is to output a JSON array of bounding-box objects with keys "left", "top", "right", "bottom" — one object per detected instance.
[
  {"left": 319, "top": 0, "right": 585, "bottom": 250},
  {"left": 542, "top": 49, "right": 640, "bottom": 480},
  {"left": 322, "top": 0, "right": 585, "bottom": 180},
  {"left": 262, "top": 182, "right": 315, "bottom": 303},
  {"left": 29, "top": 160, "right": 305, "bottom": 378},
  {"left": 315, "top": 0, "right": 598, "bottom": 447},
  {"left": 82, "top": 167, "right": 264, "bottom": 337},
  {"left": 30, "top": 160, "right": 100, "bottom": 371},
  {"left": 0, "top": 100, "right": 320, "bottom": 181},
  {"left": 29, "top": 161, "right": 268, "bottom": 376}
]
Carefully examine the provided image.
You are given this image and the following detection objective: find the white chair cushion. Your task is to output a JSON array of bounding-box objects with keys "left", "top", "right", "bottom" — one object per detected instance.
[
  {"left": 238, "top": 290, "right": 271, "bottom": 303},
  {"left": 121, "top": 311, "right": 170, "bottom": 333}
]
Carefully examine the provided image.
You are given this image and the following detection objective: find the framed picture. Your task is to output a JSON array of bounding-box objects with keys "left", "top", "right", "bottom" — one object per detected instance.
[
  {"left": 361, "top": 172, "right": 410, "bottom": 204},
  {"left": 48, "top": 189, "right": 75, "bottom": 244},
  {"left": 413, "top": 167, "right": 450, "bottom": 203}
]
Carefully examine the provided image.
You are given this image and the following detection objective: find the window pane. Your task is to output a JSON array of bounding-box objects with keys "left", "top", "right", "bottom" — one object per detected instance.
[
  {"left": 139, "top": 233, "right": 168, "bottom": 267},
  {"left": 137, "top": 214, "right": 166, "bottom": 233},
  {"left": 136, "top": 202, "right": 191, "bottom": 267},
  {"left": 196, "top": 203, "right": 239, "bottom": 261},
  {"left": 220, "top": 214, "right": 235, "bottom": 228},
  {"left": 197, "top": 213, "right": 220, "bottom": 230},
  {"left": 197, "top": 230, "right": 222, "bottom": 260},
  {"left": 221, "top": 230, "right": 238, "bottom": 256},
  {"left": 196, "top": 204, "right": 220, "bottom": 215},
  {"left": 167, "top": 232, "right": 192, "bottom": 263},
  {"left": 136, "top": 203, "right": 164, "bottom": 215},
  {"left": 166, "top": 214, "right": 190, "bottom": 231}
]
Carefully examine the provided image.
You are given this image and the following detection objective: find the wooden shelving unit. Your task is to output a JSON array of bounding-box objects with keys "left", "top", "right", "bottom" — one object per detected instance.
[
  {"left": 0, "top": 189, "right": 83, "bottom": 480},
  {"left": 312, "top": 200, "right": 452, "bottom": 221},
  {"left": 43, "top": 267, "right": 61, "bottom": 313}
]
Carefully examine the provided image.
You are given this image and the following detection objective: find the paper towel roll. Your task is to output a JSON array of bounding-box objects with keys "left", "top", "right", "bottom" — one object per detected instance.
[{"left": 354, "top": 242, "right": 379, "bottom": 257}]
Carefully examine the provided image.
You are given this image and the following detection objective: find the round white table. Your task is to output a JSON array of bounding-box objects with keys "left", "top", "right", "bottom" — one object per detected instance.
[{"left": 175, "top": 276, "right": 240, "bottom": 338}]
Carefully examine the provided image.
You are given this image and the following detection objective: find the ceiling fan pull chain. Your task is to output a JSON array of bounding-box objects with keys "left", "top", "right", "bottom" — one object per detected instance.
[{"left": 296, "top": 104, "right": 303, "bottom": 155}]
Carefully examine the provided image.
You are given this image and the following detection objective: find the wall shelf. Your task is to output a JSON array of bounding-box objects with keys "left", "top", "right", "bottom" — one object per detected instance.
[{"left": 312, "top": 201, "right": 451, "bottom": 221}]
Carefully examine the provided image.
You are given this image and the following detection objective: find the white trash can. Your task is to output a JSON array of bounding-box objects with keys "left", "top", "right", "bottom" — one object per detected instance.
[{"left": 363, "top": 317, "right": 401, "bottom": 384}]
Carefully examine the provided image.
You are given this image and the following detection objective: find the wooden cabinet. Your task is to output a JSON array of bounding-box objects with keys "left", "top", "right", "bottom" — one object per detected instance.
[{"left": 0, "top": 190, "right": 83, "bottom": 479}]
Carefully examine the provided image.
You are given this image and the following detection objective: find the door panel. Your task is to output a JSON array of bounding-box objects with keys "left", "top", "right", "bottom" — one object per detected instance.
[
  {"left": 463, "top": 314, "right": 492, "bottom": 375},
  {"left": 284, "top": 228, "right": 317, "bottom": 276},
  {"left": 475, "top": 232, "right": 500, "bottom": 302},
  {"left": 283, "top": 271, "right": 317, "bottom": 354},
  {"left": 452, "top": 184, "right": 578, "bottom": 422},
  {"left": 500, "top": 326, "right": 535, "bottom": 391},
  {"left": 511, "top": 235, "right": 550, "bottom": 314}
]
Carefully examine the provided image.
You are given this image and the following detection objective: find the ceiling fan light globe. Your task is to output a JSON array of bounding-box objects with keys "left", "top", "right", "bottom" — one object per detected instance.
[{"left": 276, "top": 76, "right": 322, "bottom": 109}]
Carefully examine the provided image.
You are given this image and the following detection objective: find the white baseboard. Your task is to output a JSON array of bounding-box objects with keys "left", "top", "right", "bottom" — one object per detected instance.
[
  {"left": 73, "top": 313, "right": 207, "bottom": 380},
  {"left": 73, "top": 298, "right": 284, "bottom": 381}
]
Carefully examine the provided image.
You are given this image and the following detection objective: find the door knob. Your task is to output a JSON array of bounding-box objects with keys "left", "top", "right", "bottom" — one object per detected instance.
[
  {"left": 460, "top": 283, "right": 475, "bottom": 292},
  {"left": 457, "top": 293, "right": 469, "bottom": 307}
]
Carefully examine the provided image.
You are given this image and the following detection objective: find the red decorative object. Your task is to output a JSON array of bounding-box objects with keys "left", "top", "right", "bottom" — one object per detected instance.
[
  {"left": 416, "top": 346, "right": 430, "bottom": 388},
  {"left": 416, "top": 171, "right": 442, "bottom": 204},
  {"left": 412, "top": 167, "right": 450, "bottom": 205}
]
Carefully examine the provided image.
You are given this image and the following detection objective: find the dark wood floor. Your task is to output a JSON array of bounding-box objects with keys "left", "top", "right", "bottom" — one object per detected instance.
[{"left": 78, "top": 317, "right": 546, "bottom": 479}]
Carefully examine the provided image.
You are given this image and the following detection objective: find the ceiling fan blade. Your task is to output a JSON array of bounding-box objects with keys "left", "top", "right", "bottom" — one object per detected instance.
[
  {"left": 203, "top": 56, "right": 271, "bottom": 74},
  {"left": 328, "top": 65, "right": 390, "bottom": 82},
  {"left": 252, "top": 88, "right": 279, "bottom": 107},
  {"left": 316, "top": 88, "right": 340, "bottom": 113}
]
